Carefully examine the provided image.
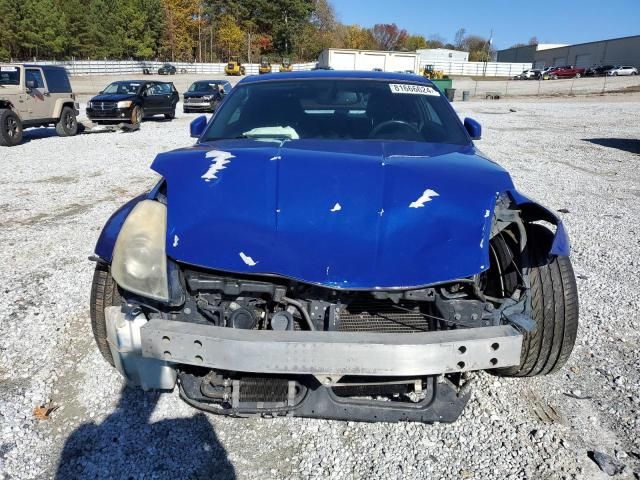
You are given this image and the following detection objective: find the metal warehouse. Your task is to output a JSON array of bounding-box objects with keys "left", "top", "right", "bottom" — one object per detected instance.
[{"left": 497, "top": 35, "right": 640, "bottom": 68}]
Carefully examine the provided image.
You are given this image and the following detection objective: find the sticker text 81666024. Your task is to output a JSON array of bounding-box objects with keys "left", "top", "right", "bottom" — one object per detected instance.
[{"left": 389, "top": 83, "right": 440, "bottom": 96}]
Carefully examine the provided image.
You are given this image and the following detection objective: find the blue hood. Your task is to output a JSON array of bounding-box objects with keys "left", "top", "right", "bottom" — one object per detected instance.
[
  {"left": 90, "top": 93, "right": 137, "bottom": 102},
  {"left": 151, "top": 140, "right": 515, "bottom": 289}
]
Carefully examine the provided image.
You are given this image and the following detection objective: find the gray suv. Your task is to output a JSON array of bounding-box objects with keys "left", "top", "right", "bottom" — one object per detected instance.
[{"left": 0, "top": 64, "right": 79, "bottom": 146}]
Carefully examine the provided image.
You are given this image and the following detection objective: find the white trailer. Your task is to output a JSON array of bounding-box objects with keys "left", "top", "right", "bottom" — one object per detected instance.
[{"left": 317, "top": 49, "right": 420, "bottom": 73}]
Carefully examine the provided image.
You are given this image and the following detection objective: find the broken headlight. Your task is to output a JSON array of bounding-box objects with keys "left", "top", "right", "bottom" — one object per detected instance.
[{"left": 111, "top": 200, "right": 169, "bottom": 302}]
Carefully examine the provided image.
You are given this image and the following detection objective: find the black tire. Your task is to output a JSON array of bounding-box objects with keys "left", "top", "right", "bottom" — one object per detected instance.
[
  {"left": 0, "top": 109, "right": 23, "bottom": 147},
  {"left": 164, "top": 107, "right": 176, "bottom": 120},
  {"left": 90, "top": 264, "right": 122, "bottom": 366},
  {"left": 130, "top": 105, "right": 143, "bottom": 126},
  {"left": 497, "top": 224, "right": 579, "bottom": 377},
  {"left": 55, "top": 106, "right": 78, "bottom": 137}
]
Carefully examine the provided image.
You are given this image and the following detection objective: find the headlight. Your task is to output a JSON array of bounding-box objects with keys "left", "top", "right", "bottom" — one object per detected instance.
[
  {"left": 87, "top": 101, "right": 92, "bottom": 108},
  {"left": 111, "top": 200, "right": 169, "bottom": 302},
  {"left": 202, "top": 95, "right": 212, "bottom": 101},
  {"left": 117, "top": 100, "right": 133, "bottom": 108}
]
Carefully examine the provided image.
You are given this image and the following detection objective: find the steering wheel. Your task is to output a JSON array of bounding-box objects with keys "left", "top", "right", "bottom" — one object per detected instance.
[{"left": 369, "top": 120, "right": 421, "bottom": 139}]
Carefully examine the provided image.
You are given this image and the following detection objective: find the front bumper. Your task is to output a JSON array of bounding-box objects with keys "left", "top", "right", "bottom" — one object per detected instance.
[
  {"left": 142, "top": 318, "right": 522, "bottom": 378},
  {"left": 183, "top": 101, "right": 214, "bottom": 111},
  {"left": 86, "top": 107, "right": 132, "bottom": 121},
  {"left": 105, "top": 306, "right": 522, "bottom": 422},
  {"left": 105, "top": 307, "right": 522, "bottom": 384}
]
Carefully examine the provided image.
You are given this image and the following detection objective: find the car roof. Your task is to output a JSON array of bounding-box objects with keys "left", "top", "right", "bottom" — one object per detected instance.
[{"left": 239, "top": 69, "right": 434, "bottom": 86}]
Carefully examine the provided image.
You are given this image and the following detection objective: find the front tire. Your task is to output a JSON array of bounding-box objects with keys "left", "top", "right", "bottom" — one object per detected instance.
[
  {"left": 0, "top": 109, "right": 23, "bottom": 147},
  {"left": 90, "top": 264, "right": 122, "bottom": 366},
  {"left": 164, "top": 107, "right": 176, "bottom": 120},
  {"left": 130, "top": 105, "right": 143, "bottom": 126},
  {"left": 497, "top": 224, "right": 579, "bottom": 377},
  {"left": 55, "top": 106, "right": 79, "bottom": 137}
]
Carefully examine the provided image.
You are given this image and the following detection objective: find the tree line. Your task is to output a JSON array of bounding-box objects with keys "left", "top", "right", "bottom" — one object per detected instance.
[{"left": 0, "top": 0, "right": 495, "bottom": 62}]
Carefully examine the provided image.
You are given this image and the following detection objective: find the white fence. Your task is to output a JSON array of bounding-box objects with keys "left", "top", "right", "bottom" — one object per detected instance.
[
  {"left": 21, "top": 59, "right": 317, "bottom": 76},
  {"left": 22, "top": 58, "right": 533, "bottom": 78},
  {"left": 419, "top": 60, "right": 532, "bottom": 77}
]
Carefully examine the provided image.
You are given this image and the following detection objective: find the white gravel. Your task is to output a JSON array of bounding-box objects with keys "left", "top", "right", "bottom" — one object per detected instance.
[{"left": 1, "top": 94, "right": 639, "bottom": 480}]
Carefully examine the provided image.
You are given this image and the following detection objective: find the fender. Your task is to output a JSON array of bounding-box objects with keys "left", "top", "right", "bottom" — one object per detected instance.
[
  {"left": 510, "top": 190, "right": 570, "bottom": 257},
  {"left": 94, "top": 181, "right": 165, "bottom": 262}
]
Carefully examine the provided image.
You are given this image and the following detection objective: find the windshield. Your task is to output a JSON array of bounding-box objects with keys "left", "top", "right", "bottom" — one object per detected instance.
[
  {"left": 0, "top": 66, "right": 20, "bottom": 86},
  {"left": 188, "top": 82, "right": 220, "bottom": 93},
  {"left": 102, "top": 82, "right": 142, "bottom": 95},
  {"left": 202, "top": 79, "right": 469, "bottom": 144}
]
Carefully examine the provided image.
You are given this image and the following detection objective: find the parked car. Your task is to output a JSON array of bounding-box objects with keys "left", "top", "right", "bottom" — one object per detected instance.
[
  {"left": 548, "top": 65, "right": 585, "bottom": 79},
  {"left": 183, "top": 80, "right": 231, "bottom": 113},
  {"left": 584, "top": 65, "right": 615, "bottom": 77},
  {"left": 157, "top": 64, "right": 177, "bottom": 75},
  {"left": 91, "top": 70, "right": 578, "bottom": 424},
  {"left": 538, "top": 67, "right": 555, "bottom": 80},
  {"left": 607, "top": 65, "right": 638, "bottom": 76},
  {"left": 513, "top": 69, "right": 540, "bottom": 80},
  {"left": 86, "top": 80, "right": 179, "bottom": 126},
  {"left": 0, "top": 63, "right": 79, "bottom": 147}
]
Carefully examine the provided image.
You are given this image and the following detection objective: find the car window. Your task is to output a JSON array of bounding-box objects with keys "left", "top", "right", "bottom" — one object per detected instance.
[
  {"left": 103, "top": 82, "right": 141, "bottom": 94},
  {"left": 0, "top": 66, "right": 20, "bottom": 85},
  {"left": 25, "top": 69, "right": 45, "bottom": 89},
  {"left": 155, "top": 83, "right": 171, "bottom": 94},
  {"left": 203, "top": 79, "right": 469, "bottom": 145}
]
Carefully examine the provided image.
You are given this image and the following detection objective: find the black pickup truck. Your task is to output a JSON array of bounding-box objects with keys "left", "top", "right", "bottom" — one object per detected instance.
[{"left": 86, "top": 80, "right": 179, "bottom": 125}]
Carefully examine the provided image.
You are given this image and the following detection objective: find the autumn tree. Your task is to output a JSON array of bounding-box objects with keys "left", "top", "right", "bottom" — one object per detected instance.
[
  {"left": 371, "top": 23, "right": 407, "bottom": 50},
  {"left": 217, "top": 14, "right": 244, "bottom": 58}
]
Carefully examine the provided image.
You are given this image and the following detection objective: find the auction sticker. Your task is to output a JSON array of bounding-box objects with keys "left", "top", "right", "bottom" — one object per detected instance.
[
  {"left": 1, "top": 66, "right": 17, "bottom": 72},
  {"left": 389, "top": 83, "right": 440, "bottom": 96}
]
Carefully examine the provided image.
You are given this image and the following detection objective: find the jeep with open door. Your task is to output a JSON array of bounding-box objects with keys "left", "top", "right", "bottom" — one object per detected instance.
[{"left": 0, "top": 64, "right": 79, "bottom": 147}]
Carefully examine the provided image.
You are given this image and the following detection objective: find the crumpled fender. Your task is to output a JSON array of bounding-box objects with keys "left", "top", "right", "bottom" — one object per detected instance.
[{"left": 509, "top": 190, "right": 570, "bottom": 256}]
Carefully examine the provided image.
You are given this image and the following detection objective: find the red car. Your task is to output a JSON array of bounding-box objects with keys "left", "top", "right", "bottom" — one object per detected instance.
[{"left": 548, "top": 65, "right": 585, "bottom": 79}]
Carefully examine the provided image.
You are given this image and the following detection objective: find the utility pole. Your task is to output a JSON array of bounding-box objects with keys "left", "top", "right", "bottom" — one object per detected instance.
[
  {"left": 247, "top": 31, "right": 251, "bottom": 64},
  {"left": 198, "top": 4, "right": 202, "bottom": 63}
]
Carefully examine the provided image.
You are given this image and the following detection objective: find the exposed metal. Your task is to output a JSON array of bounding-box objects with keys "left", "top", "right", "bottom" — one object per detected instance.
[{"left": 140, "top": 319, "right": 522, "bottom": 376}]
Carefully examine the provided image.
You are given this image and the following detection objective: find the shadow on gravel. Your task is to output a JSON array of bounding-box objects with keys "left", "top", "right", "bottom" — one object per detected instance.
[
  {"left": 21, "top": 128, "right": 59, "bottom": 143},
  {"left": 55, "top": 386, "right": 235, "bottom": 480},
  {"left": 583, "top": 138, "right": 640, "bottom": 155}
]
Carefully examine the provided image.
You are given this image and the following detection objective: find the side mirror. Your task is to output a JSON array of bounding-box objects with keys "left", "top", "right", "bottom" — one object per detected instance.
[
  {"left": 190, "top": 115, "right": 207, "bottom": 138},
  {"left": 464, "top": 117, "right": 482, "bottom": 140}
]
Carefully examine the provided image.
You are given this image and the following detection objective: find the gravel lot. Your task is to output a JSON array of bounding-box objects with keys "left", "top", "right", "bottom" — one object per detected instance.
[{"left": 1, "top": 91, "right": 639, "bottom": 479}]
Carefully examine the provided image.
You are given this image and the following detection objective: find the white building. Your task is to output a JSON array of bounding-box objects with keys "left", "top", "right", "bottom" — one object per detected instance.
[
  {"left": 317, "top": 49, "right": 420, "bottom": 73},
  {"left": 416, "top": 48, "right": 469, "bottom": 63}
]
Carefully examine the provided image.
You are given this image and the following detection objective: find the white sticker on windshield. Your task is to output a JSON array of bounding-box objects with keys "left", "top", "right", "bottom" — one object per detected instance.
[
  {"left": 1, "top": 66, "right": 18, "bottom": 72},
  {"left": 389, "top": 83, "right": 440, "bottom": 96}
]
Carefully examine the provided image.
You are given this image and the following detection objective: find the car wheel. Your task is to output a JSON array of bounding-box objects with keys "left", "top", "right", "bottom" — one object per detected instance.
[
  {"left": 613, "top": 72, "right": 618, "bottom": 76},
  {"left": 575, "top": 73, "right": 581, "bottom": 78},
  {"left": 631, "top": 71, "right": 637, "bottom": 76},
  {"left": 495, "top": 224, "right": 578, "bottom": 377},
  {"left": 90, "top": 263, "right": 121, "bottom": 366},
  {"left": 0, "top": 109, "right": 23, "bottom": 147},
  {"left": 55, "top": 106, "right": 79, "bottom": 137},
  {"left": 130, "top": 105, "right": 143, "bottom": 126},
  {"left": 164, "top": 108, "right": 176, "bottom": 120}
]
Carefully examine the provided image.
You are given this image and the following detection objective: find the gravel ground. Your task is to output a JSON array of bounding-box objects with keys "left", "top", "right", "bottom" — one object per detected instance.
[{"left": 1, "top": 93, "right": 639, "bottom": 480}]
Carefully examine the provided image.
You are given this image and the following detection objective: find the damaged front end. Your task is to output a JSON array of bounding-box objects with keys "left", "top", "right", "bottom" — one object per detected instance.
[{"left": 99, "top": 192, "right": 554, "bottom": 423}]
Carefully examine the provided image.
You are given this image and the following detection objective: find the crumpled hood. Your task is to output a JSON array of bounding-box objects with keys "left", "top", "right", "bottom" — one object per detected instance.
[
  {"left": 152, "top": 140, "right": 515, "bottom": 289},
  {"left": 90, "top": 93, "right": 137, "bottom": 103}
]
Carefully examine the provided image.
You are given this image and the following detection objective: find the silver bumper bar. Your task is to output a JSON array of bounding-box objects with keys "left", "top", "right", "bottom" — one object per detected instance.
[{"left": 140, "top": 318, "right": 522, "bottom": 377}]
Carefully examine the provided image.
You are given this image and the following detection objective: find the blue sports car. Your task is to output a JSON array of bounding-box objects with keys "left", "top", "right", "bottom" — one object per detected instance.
[{"left": 91, "top": 71, "right": 578, "bottom": 423}]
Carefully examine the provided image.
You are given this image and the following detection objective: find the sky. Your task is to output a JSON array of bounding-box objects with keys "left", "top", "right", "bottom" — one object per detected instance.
[{"left": 334, "top": 0, "right": 640, "bottom": 50}]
